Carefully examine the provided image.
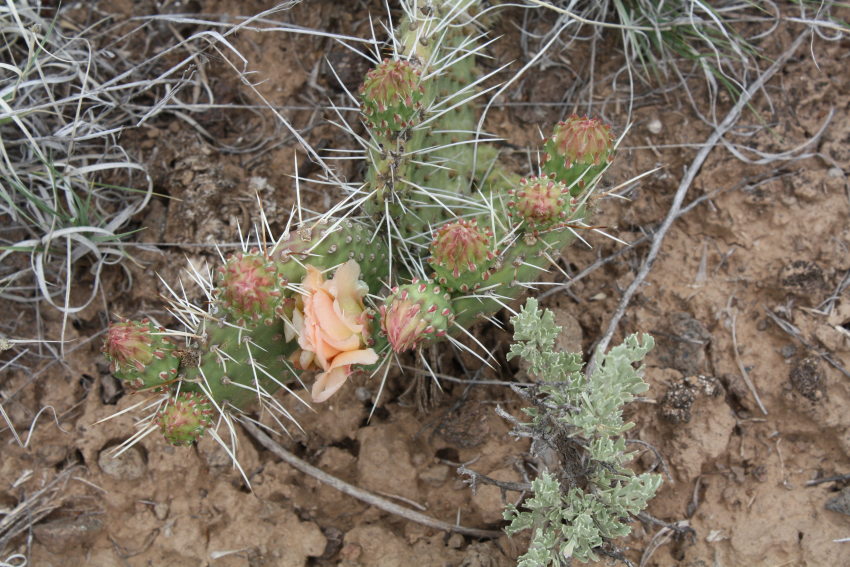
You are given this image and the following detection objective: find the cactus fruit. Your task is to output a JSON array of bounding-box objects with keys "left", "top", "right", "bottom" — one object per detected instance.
[{"left": 103, "top": 1, "right": 618, "bottom": 449}]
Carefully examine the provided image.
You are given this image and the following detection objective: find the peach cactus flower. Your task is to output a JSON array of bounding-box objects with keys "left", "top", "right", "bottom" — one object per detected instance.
[{"left": 287, "top": 260, "right": 378, "bottom": 403}]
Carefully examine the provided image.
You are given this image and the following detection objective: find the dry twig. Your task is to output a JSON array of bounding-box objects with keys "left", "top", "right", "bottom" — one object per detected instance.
[
  {"left": 588, "top": 30, "right": 813, "bottom": 374},
  {"left": 241, "top": 421, "right": 502, "bottom": 539}
]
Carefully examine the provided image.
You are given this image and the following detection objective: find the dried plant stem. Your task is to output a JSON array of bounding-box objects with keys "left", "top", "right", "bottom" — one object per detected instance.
[
  {"left": 727, "top": 305, "right": 768, "bottom": 415},
  {"left": 589, "top": 30, "right": 812, "bottom": 373},
  {"left": 241, "top": 421, "right": 502, "bottom": 539}
]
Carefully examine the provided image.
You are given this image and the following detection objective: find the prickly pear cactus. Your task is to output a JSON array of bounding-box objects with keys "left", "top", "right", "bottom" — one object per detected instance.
[{"left": 103, "top": 0, "right": 616, "bottom": 450}]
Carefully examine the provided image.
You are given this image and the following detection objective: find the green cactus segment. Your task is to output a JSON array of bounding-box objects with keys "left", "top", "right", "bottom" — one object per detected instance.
[
  {"left": 361, "top": 2, "right": 491, "bottom": 246},
  {"left": 270, "top": 219, "right": 389, "bottom": 294},
  {"left": 507, "top": 176, "right": 574, "bottom": 233},
  {"left": 542, "top": 115, "right": 615, "bottom": 194},
  {"left": 380, "top": 280, "right": 455, "bottom": 353},
  {"left": 157, "top": 391, "right": 214, "bottom": 446},
  {"left": 359, "top": 58, "right": 424, "bottom": 138},
  {"left": 179, "top": 319, "right": 298, "bottom": 410},
  {"left": 428, "top": 218, "right": 495, "bottom": 292},
  {"left": 452, "top": 224, "right": 582, "bottom": 329},
  {"left": 102, "top": 320, "right": 179, "bottom": 390}
]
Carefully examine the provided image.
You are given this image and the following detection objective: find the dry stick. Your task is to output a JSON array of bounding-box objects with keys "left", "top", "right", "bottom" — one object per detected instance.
[
  {"left": 588, "top": 30, "right": 812, "bottom": 375},
  {"left": 241, "top": 420, "right": 502, "bottom": 540},
  {"left": 728, "top": 305, "right": 768, "bottom": 415}
]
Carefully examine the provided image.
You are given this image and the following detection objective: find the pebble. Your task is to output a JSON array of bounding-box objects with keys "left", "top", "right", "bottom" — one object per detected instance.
[
  {"left": 97, "top": 445, "right": 146, "bottom": 480},
  {"left": 33, "top": 515, "right": 103, "bottom": 553},
  {"left": 648, "top": 118, "right": 663, "bottom": 134},
  {"left": 826, "top": 486, "right": 850, "bottom": 517}
]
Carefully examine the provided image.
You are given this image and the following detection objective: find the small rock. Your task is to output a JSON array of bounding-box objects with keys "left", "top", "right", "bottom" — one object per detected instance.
[
  {"left": 153, "top": 501, "right": 169, "bottom": 520},
  {"left": 97, "top": 445, "right": 146, "bottom": 480},
  {"left": 320, "top": 526, "right": 344, "bottom": 560},
  {"left": 355, "top": 387, "right": 372, "bottom": 402},
  {"left": 446, "top": 532, "right": 465, "bottom": 549},
  {"left": 418, "top": 463, "right": 449, "bottom": 486},
  {"left": 659, "top": 375, "right": 722, "bottom": 423},
  {"left": 825, "top": 486, "right": 850, "bottom": 516},
  {"left": 659, "top": 381, "right": 696, "bottom": 424},
  {"left": 33, "top": 515, "right": 103, "bottom": 553},
  {"left": 647, "top": 118, "right": 663, "bottom": 134}
]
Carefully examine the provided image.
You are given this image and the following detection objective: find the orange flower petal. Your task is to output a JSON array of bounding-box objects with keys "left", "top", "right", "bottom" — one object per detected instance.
[
  {"left": 327, "top": 348, "right": 379, "bottom": 370},
  {"left": 311, "top": 366, "right": 351, "bottom": 403},
  {"left": 311, "top": 290, "right": 352, "bottom": 343}
]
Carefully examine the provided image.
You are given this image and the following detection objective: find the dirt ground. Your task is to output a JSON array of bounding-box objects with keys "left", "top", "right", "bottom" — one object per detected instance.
[{"left": 2, "top": 1, "right": 849, "bottom": 566}]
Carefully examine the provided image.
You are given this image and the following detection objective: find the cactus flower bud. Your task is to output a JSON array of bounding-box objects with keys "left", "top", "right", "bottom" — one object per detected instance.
[
  {"left": 359, "top": 58, "right": 425, "bottom": 137},
  {"left": 216, "top": 251, "right": 284, "bottom": 322},
  {"left": 380, "top": 280, "right": 454, "bottom": 353},
  {"left": 157, "top": 392, "right": 214, "bottom": 446},
  {"left": 542, "top": 115, "right": 614, "bottom": 192},
  {"left": 428, "top": 219, "right": 494, "bottom": 291},
  {"left": 103, "top": 320, "right": 179, "bottom": 390},
  {"left": 507, "top": 176, "right": 572, "bottom": 232}
]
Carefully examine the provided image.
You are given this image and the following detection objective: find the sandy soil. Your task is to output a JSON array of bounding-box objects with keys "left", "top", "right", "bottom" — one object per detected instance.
[{"left": 2, "top": 1, "right": 849, "bottom": 566}]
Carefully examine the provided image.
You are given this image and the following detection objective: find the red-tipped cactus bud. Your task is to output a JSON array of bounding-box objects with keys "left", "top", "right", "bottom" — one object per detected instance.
[
  {"left": 359, "top": 58, "right": 425, "bottom": 137},
  {"left": 103, "top": 320, "right": 179, "bottom": 390},
  {"left": 542, "top": 115, "right": 614, "bottom": 193},
  {"left": 380, "top": 280, "right": 454, "bottom": 353},
  {"left": 215, "top": 251, "right": 284, "bottom": 322},
  {"left": 157, "top": 392, "right": 214, "bottom": 446},
  {"left": 428, "top": 219, "right": 494, "bottom": 291},
  {"left": 507, "top": 176, "right": 572, "bottom": 232}
]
